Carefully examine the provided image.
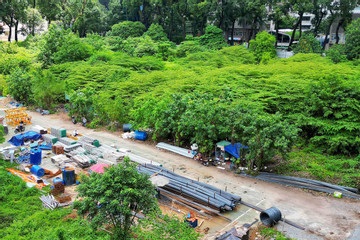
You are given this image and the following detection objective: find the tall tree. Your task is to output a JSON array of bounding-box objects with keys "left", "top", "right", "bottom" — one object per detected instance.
[
  {"left": 20, "top": 7, "right": 44, "bottom": 36},
  {"left": 245, "top": 0, "right": 267, "bottom": 43},
  {"left": 288, "top": 0, "right": 312, "bottom": 48},
  {"left": 37, "top": 0, "right": 61, "bottom": 25},
  {"left": 74, "top": 158, "right": 159, "bottom": 239},
  {"left": 0, "top": 0, "right": 28, "bottom": 41},
  {"left": 335, "top": 0, "right": 358, "bottom": 44}
]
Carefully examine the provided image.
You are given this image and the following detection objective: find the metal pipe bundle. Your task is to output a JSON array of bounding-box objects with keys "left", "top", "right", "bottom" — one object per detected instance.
[
  {"left": 241, "top": 172, "right": 360, "bottom": 200},
  {"left": 137, "top": 164, "right": 241, "bottom": 211},
  {"left": 156, "top": 142, "right": 196, "bottom": 158}
]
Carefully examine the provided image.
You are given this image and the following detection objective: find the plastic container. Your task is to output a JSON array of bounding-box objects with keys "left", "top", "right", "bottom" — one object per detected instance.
[
  {"left": 62, "top": 167, "right": 75, "bottom": 185},
  {"left": 134, "top": 131, "right": 147, "bottom": 141},
  {"left": 30, "top": 148, "right": 42, "bottom": 165},
  {"left": 260, "top": 207, "right": 282, "bottom": 227},
  {"left": 30, "top": 165, "right": 45, "bottom": 177},
  {"left": 93, "top": 140, "right": 100, "bottom": 147},
  {"left": 53, "top": 177, "right": 64, "bottom": 185},
  {"left": 123, "top": 124, "right": 132, "bottom": 132}
]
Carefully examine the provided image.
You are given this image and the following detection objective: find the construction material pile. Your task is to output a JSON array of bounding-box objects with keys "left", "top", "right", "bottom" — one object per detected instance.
[
  {"left": 137, "top": 164, "right": 241, "bottom": 211},
  {"left": 156, "top": 142, "right": 196, "bottom": 158},
  {"left": 243, "top": 172, "right": 360, "bottom": 200}
]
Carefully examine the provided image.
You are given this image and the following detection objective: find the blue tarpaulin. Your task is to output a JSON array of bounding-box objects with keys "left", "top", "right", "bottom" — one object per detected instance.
[
  {"left": 224, "top": 143, "right": 249, "bottom": 159},
  {"left": 8, "top": 131, "right": 42, "bottom": 146}
]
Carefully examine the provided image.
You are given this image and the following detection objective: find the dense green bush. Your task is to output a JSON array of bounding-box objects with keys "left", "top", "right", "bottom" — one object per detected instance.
[
  {"left": 345, "top": 18, "right": 360, "bottom": 60},
  {"left": 249, "top": 31, "right": 277, "bottom": 63},
  {"left": 106, "top": 21, "right": 145, "bottom": 39},
  {"left": 292, "top": 33, "right": 322, "bottom": 54},
  {"left": 326, "top": 44, "right": 347, "bottom": 63},
  {"left": 143, "top": 23, "right": 169, "bottom": 42}
]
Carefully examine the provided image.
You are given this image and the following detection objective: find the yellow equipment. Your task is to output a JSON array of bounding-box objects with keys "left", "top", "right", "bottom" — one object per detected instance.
[{"left": 4, "top": 107, "right": 32, "bottom": 126}]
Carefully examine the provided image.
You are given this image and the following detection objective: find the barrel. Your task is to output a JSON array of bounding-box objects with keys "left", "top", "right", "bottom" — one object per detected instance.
[
  {"left": 3, "top": 125, "right": 8, "bottom": 135},
  {"left": 53, "top": 177, "right": 64, "bottom": 184},
  {"left": 62, "top": 167, "right": 75, "bottom": 185},
  {"left": 123, "top": 124, "right": 132, "bottom": 132},
  {"left": 30, "top": 148, "right": 42, "bottom": 165},
  {"left": 30, "top": 165, "right": 45, "bottom": 177},
  {"left": 260, "top": 207, "right": 282, "bottom": 227},
  {"left": 134, "top": 131, "right": 147, "bottom": 141}
]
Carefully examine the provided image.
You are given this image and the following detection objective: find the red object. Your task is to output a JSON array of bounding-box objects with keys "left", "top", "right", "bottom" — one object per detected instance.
[{"left": 90, "top": 164, "right": 109, "bottom": 173}]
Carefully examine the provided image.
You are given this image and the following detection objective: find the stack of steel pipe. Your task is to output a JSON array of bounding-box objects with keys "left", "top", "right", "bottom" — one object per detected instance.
[
  {"left": 156, "top": 142, "right": 196, "bottom": 158},
  {"left": 137, "top": 164, "right": 241, "bottom": 211},
  {"left": 242, "top": 172, "right": 360, "bottom": 200}
]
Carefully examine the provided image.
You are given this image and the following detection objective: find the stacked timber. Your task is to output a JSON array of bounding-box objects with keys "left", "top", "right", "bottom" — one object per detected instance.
[
  {"left": 137, "top": 164, "right": 241, "bottom": 212},
  {"left": 30, "top": 125, "right": 47, "bottom": 134}
]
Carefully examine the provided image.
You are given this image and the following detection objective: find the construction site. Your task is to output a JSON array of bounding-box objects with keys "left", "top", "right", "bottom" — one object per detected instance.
[{"left": 0, "top": 98, "right": 360, "bottom": 240}]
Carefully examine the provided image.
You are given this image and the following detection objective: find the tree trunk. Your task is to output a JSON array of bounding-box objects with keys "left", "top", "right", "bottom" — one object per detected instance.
[
  {"left": 33, "top": 0, "right": 36, "bottom": 8},
  {"left": 335, "top": 19, "right": 343, "bottom": 44},
  {"left": 230, "top": 19, "right": 235, "bottom": 45},
  {"left": 298, "top": 13, "right": 303, "bottom": 39},
  {"left": 15, "top": 21, "right": 18, "bottom": 42},
  {"left": 182, "top": 17, "right": 186, "bottom": 39},
  {"left": 247, "top": 18, "right": 256, "bottom": 45},
  {"left": 313, "top": 11, "right": 324, "bottom": 37},
  {"left": 322, "top": 19, "right": 333, "bottom": 50},
  {"left": 275, "top": 20, "right": 279, "bottom": 48},
  {"left": 288, "top": 16, "right": 301, "bottom": 49},
  {"left": 8, "top": 17, "right": 13, "bottom": 42}
]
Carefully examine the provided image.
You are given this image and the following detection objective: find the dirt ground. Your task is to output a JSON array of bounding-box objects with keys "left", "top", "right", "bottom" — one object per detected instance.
[{"left": 2, "top": 109, "right": 360, "bottom": 240}]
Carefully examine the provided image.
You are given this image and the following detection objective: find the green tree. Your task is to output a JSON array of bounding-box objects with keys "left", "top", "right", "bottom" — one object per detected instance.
[
  {"left": 134, "top": 214, "right": 201, "bottom": 240},
  {"left": 54, "top": 34, "right": 94, "bottom": 63},
  {"left": 74, "top": 158, "right": 159, "bottom": 239},
  {"left": 198, "top": 25, "right": 227, "bottom": 50},
  {"left": 143, "top": 23, "right": 168, "bottom": 41},
  {"left": 37, "top": 24, "right": 68, "bottom": 67},
  {"left": 326, "top": 44, "right": 347, "bottom": 63},
  {"left": 0, "top": 0, "right": 28, "bottom": 42},
  {"left": 344, "top": 18, "right": 360, "bottom": 60},
  {"left": 20, "top": 7, "right": 44, "bottom": 36},
  {"left": 7, "top": 68, "right": 32, "bottom": 104},
  {"left": 31, "top": 69, "right": 65, "bottom": 109},
  {"left": 249, "top": 31, "right": 276, "bottom": 63},
  {"left": 232, "top": 110, "right": 299, "bottom": 170},
  {"left": 37, "top": 0, "right": 61, "bottom": 24},
  {"left": 292, "top": 33, "right": 322, "bottom": 54},
  {"left": 106, "top": 21, "right": 145, "bottom": 39},
  {"left": 72, "top": 0, "right": 107, "bottom": 37}
]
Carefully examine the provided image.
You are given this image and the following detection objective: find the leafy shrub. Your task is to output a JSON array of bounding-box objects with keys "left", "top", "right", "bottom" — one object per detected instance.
[
  {"left": 54, "top": 35, "right": 94, "bottom": 64},
  {"left": 326, "top": 44, "right": 347, "bottom": 63},
  {"left": 106, "top": 21, "right": 145, "bottom": 39},
  {"left": 143, "top": 23, "right": 168, "bottom": 41},
  {"left": 345, "top": 18, "right": 360, "bottom": 60},
  {"left": 198, "top": 25, "right": 227, "bottom": 50},
  {"left": 176, "top": 40, "right": 207, "bottom": 57},
  {"left": 7, "top": 68, "right": 33, "bottom": 104},
  {"left": 249, "top": 31, "right": 277, "bottom": 63},
  {"left": 292, "top": 33, "right": 322, "bottom": 54}
]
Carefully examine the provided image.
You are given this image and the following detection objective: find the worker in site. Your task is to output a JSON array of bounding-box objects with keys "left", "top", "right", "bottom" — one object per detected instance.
[
  {"left": 82, "top": 117, "right": 87, "bottom": 127},
  {"left": 73, "top": 129, "right": 78, "bottom": 137},
  {"left": 19, "top": 120, "right": 24, "bottom": 131}
]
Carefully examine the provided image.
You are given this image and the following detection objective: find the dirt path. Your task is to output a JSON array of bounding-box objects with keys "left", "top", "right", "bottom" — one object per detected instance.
[{"left": 8, "top": 111, "right": 360, "bottom": 239}]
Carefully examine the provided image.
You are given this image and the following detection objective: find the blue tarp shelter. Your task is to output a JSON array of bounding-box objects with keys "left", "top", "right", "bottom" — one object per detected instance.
[
  {"left": 8, "top": 131, "right": 42, "bottom": 146},
  {"left": 224, "top": 143, "right": 249, "bottom": 159}
]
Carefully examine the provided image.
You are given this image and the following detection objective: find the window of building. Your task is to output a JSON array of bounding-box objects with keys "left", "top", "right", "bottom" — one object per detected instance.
[
  {"left": 302, "top": 25, "right": 311, "bottom": 30},
  {"left": 302, "top": 16, "right": 311, "bottom": 21}
]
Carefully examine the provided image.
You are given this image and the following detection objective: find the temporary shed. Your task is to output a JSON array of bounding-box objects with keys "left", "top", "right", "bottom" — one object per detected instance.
[{"left": 224, "top": 143, "right": 249, "bottom": 159}]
